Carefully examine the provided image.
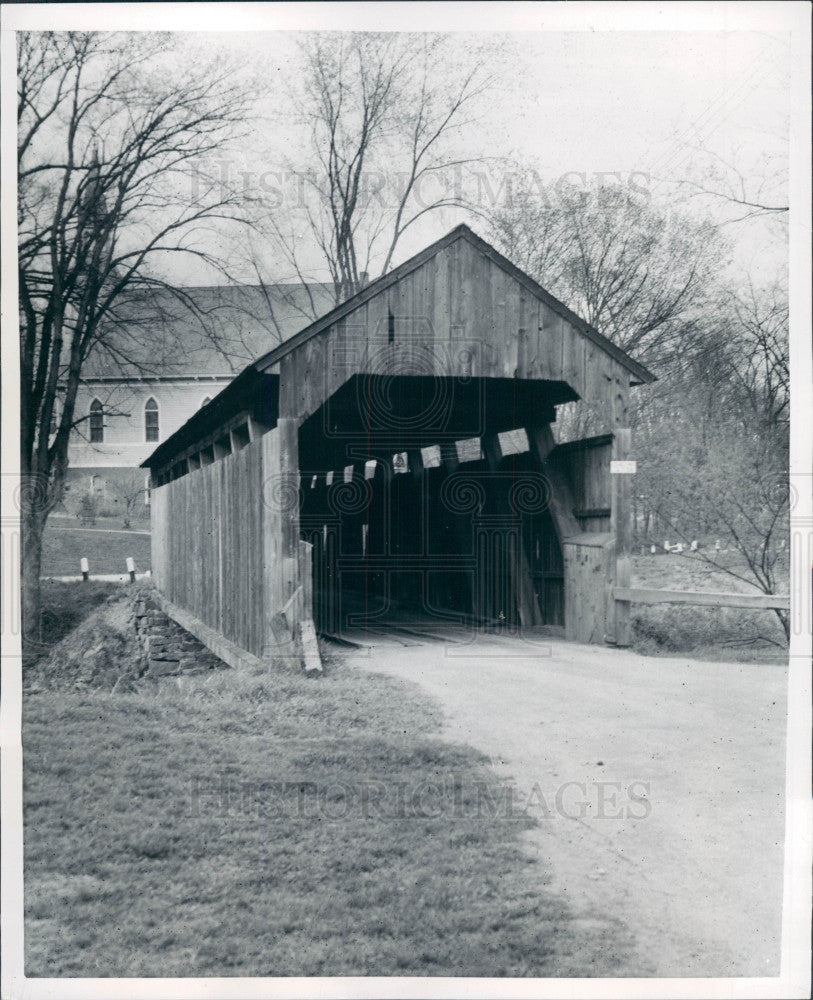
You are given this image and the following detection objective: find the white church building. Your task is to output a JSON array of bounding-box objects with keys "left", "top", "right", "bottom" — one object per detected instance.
[{"left": 64, "top": 282, "right": 333, "bottom": 517}]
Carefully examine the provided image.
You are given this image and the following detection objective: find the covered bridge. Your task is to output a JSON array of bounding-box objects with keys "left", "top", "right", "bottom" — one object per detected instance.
[{"left": 143, "top": 224, "right": 654, "bottom": 670}]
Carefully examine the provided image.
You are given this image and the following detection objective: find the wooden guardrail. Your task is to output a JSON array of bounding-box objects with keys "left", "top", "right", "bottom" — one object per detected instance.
[{"left": 613, "top": 587, "right": 790, "bottom": 611}]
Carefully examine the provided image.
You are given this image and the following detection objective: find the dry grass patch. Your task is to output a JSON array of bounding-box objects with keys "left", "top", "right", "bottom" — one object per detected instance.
[
  {"left": 24, "top": 655, "right": 641, "bottom": 977},
  {"left": 631, "top": 553, "right": 787, "bottom": 662}
]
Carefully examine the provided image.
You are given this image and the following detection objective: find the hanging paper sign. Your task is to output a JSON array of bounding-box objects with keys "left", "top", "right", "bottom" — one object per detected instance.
[{"left": 610, "top": 460, "right": 637, "bottom": 474}]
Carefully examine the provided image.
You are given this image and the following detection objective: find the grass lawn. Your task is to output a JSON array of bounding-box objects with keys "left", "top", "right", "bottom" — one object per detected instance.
[
  {"left": 42, "top": 522, "right": 151, "bottom": 577},
  {"left": 23, "top": 654, "right": 637, "bottom": 977}
]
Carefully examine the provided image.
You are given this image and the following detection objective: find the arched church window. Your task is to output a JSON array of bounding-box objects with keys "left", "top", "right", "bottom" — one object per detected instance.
[
  {"left": 89, "top": 399, "right": 104, "bottom": 443},
  {"left": 145, "top": 397, "right": 160, "bottom": 442}
]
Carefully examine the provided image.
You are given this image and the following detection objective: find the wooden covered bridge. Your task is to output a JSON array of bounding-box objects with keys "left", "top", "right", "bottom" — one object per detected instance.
[{"left": 143, "top": 225, "right": 655, "bottom": 670}]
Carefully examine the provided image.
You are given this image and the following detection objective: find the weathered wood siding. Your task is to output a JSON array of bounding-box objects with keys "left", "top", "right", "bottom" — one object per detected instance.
[
  {"left": 260, "top": 419, "right": 302, "bottom": 654},
  {"left": 562, "top": 534, "right": 613, "bottom": 644},
  {"left": 150, "top": 421, "right": 301, "bottom": 658},
  {"left": 556, "top": 438, "right": 613, "bottom": 533},
  {"left": 279, "top": 238, "right": 630, "bottom": 425}
]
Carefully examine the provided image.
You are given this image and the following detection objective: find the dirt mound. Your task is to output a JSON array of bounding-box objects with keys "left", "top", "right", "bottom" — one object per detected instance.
[
  {"left": 26, "top": 590, "right": 148, "bottom": 693},
  {"left": 26, "top": 586, "right": 230, "bottom": 693}
]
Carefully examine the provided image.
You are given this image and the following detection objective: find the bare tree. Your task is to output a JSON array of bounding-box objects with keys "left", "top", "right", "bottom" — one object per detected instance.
[
  {"left": 636, "top": 405, "right": 789, "bottom": 641},
  {"left": 632, "top": 274, "right": 790, "bottom": 640},
  {"left": 18, "top": 31, "right": 253, "bottom": 647},
  {"left": 725, "top": 280, "right": 789, "bottom": 427},
  {"left": 668, "top": 141, "right": 788, "bottom": 226},
  {"left": 265, "top": 32, "right": 490, "bottom": 311},
  {"left": 489, "top": 176, "right": 727, "bottom": 371},
  {"left": 104, "top": 470, "right": 150, "bottom": 529}
]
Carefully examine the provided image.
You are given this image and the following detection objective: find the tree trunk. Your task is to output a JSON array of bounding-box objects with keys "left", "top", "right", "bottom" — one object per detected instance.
[{"left": 21, "top": 505, "right": 46, "bottom": 662}]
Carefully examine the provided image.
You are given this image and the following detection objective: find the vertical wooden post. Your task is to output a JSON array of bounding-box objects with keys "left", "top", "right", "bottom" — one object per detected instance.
[
  {"left": 376, "top": 457, "right": 394, "bottom": 611},
  {"left": 439, "top": 441, "right": 459, "bottom": 472},
  {"left": 407, "top": 449, "right": 426, "bottom": 603},
  {"left": 481, "top": 433, "right": 502, "bottom": 471},
  {"left": 300, "top": 539, "right": 314, "bottom": 617},
  {"left": 478, "top": 434, "right": 503, "bottom": 625},
  {"left": 278, "top": 418, "right": 301, "bottom": 611},
  {"left": 439, "top": 440, "right": 476, "bottom": 617},
  {"left": 80, "top": 557, "right": 89, "bottom": 582},
  {"left": 611, "top": 427, "right": 633, "bottom": 647},
  {"left": 261, "top": 429, "right": 278, "bottom": 657},
  {"left": 483, "top": 433, "right": 538, "bottom": 628},
  {"left": 126, "top": 556, "right": 136, "bottom": 583},
  {"left": 406, "top": 449, "right": 424, "bottom": 486}
]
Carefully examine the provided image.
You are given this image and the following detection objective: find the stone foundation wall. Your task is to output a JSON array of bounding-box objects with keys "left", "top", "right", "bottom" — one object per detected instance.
[{"left": 134, "top": 591, "right": 228, "bottom": 677}]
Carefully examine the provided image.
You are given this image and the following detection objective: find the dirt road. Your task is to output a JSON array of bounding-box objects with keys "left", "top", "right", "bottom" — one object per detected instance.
[{"left": 346, "top": 628, "right": 787, "bottom": 977}]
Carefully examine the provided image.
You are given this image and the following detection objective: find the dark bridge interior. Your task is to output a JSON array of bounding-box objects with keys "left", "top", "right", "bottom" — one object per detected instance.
[{"left": 298, "top": 375, "right": 574, "bottom": 635}]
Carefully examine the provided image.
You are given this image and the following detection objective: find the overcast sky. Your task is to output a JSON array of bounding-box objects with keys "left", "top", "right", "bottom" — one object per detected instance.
[
  {"left": 8, "top": 7, "right": 791, "bottom": 288},
  {"left": 173, "top": 27, "right": 789, "bottom": 285},
  {"left": 192, "top": 28, "right": 789, "bottom": 178}
]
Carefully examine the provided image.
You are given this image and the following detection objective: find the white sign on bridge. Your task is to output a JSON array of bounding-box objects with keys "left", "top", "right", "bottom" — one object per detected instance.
[{"left": 611, "top": 460, "right": 637, "bottom": 474}]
